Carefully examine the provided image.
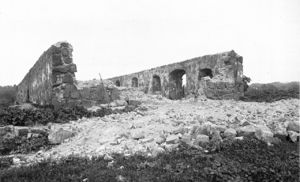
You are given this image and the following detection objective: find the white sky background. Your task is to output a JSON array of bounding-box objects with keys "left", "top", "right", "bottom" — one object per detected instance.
[{"left": 0, "top": 0, "right": 299, "bottom": 85}]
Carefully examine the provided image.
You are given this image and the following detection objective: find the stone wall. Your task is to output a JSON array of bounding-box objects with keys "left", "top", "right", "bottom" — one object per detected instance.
[
  {"left": 16, "top": 42, "right": 114, "bottom": 107},
  {"left": 107, "top": 50, "right": 244, "bottom": 100}
]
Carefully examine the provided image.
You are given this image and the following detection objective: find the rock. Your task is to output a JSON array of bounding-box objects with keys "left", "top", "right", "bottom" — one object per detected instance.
[
  {"left": 255, "top": 125, "right": 274, "bottom": 143},
  {"left": 151, "top": 147, "right": 165, "bottom": 157},
  {"left": 287, "top": 121, "right": 300, "bottom": 133},
  {"left": 193, "top": 134, "right": 209, "bottom": 146},
  {"left": 172, "top": 127, "right": 185, "bottom": 135},
  {"left": 48, "top": 128, "right": 75, "bottom": 144},
  {"left": 288, "top": 131, "right": 300, "bottom": 143},
  {"left": 224, "top": 128, "right": 237, "bottom": 139},
  {"left": 109, "top": 102, "right": 118, "bottom": 107},
  {"left": 114, "top": 100, "right": 128, "bottom": 106},
  {"left": 132, "top": 131, "right": 145, "bottom": 140},
  {"left": 155, "top": 136, "right": 166, "bottom": 144},
  {"left": 166, "top": 135, "right": 179, "bottom": 144},
  {"left": 140, "top": 138, "right": 154, "bottom": 144},
  {"left": 274, "top": 125, "right": 288, "bottom": 136},
  {"left": 236, "top": 125, "right": 256, "bottom": 137},
  {"left": 12, "top": 157, "right": 21, "bottom": 166},
  {"left": 215, "top": 125, "right": 227, "bottom": 132},
  {"left": 180, "top": 134, "right": 192, "bottom": 145},
  {"left": 104, "top": 154, "right": 113, "bottom": 161}
]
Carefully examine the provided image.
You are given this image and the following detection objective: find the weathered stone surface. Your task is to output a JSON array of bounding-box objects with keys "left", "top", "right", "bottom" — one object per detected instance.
[
  {"left": 287, "top": 120, "right": 300, "bottom": 133},
  {"left": 193, "top": 134, "right": 209, "bottom": 146},
  {"left": 236, "top": 125, "right": 256, "bottom": 137},
  {"left": 224, "top": 128, "right": 237, "bottom": 138},
  {"left": 131, "top": 131, "right": 145, "bottom": 140},
  {"left": 254, "top": 125, "right": 274, "bottom": 143},
  {"left": 166, "top": 135, "right": 179, "bottom": 144},
  {"left": 288, "top": 131, "right": 300, "bottom": 143},
  {"left": 107, "top": 50, "right": 244, "bottom": 100},
  {"left": 48, "top": 128, "right": 75, "bottom": 144},
  {"left": 52, "top": 63, "right": 77, "bottom": 73}
]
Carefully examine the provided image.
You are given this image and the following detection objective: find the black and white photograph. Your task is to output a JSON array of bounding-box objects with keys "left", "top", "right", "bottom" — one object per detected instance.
[{"left": 0, "top": 0, "right": 299, "bottom": 181}]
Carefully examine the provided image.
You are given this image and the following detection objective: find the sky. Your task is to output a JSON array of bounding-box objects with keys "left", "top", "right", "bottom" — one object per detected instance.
[{"left": 0, "top": 0, "right": 299, "bottom": 86}]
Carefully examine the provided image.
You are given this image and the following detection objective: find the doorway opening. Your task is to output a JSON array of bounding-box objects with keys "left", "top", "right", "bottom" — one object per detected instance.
[
  {"left": 168, "top": 69, "right": 186, "bottom": 100},
  {"left": 115, "top": 80, "right": 121, "bottom": 87},
  {"left": 152, "top": 75, "right": 162, "bottom": 93},
  {"left": 132, "top": 77, "right": 138, "bottom": 87}
]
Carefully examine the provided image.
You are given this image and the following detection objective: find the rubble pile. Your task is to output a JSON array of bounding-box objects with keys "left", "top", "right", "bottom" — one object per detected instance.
[{"left": 6, "top": 87, "right": 299, "bottom": 167}]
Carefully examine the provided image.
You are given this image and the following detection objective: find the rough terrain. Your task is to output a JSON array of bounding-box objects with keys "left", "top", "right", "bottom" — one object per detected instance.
[{"left": 8, "top": 87, "right": 299, "bottom": 167}]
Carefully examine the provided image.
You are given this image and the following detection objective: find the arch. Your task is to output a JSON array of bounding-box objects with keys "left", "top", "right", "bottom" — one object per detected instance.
[
  {"left": 168, "top": 69, "right": 186, "bottom": 100},
  {"left": 152, "top": 75, "right": 162, "bottom": 93},
  {"left": 115, "top": 80, "right": 121, "bottom": 87},
  {"left": 132, "top": 77, "right": 138, "bottom": 87},
  {"left": 198, "top": 68, "right": 213, "bottom": 80}
]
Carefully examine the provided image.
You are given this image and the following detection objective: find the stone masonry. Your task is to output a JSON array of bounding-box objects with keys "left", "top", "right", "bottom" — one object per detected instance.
[
  {"left": 16, "top": 42, "right": 112, "bottom": 107},
  {"left": 107, "top": 50, "right": 245, "bottom": 100}
]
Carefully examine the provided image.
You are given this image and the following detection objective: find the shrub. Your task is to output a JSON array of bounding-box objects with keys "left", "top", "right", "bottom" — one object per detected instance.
[{"left": 241, "top": 82, "right": 299, "bottom": 102}]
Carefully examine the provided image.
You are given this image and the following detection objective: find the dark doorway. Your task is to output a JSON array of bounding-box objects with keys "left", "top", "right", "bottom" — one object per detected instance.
[
  {"left": 132, "top": 77, "right": 138, "bottom": 87},
  {"left": 198, "top": 68, "right": 213, "bottom": 80},
  {"left": 115, "top": 80, "right": 121, "bottom": 87},
  {"left": 168, "top": 69, "right": 186, "bottom": 100},
  {"left": 152, "top": 75, "right": 162, "bottom": 93}
]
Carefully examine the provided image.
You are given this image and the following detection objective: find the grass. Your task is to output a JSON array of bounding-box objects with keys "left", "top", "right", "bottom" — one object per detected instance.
[{"left": 0, "top": 136, "right": 299, "bottom": 182}]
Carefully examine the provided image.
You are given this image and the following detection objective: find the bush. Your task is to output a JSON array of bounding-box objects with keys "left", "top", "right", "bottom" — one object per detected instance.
[
  {"left": 0, "top": 104, "right": 138, "bottom": 127},
  {"left": 241, "top": 82, "right": 299, "bottom": 102},
  {"left": 0, "top": 86, "right": 17, "bottom": 108}
]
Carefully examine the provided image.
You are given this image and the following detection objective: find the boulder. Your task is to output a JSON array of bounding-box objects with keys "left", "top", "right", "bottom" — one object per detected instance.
[
  {"left": 132, "top": 131, "right": 145, "bottom": 140},
  {"left": 114, "top": 100, "right": 128, "bottom": 107},
  {"left": 166, "top": 135, "right": 179, "bottom": 144},
  {"left": 236, "top": 125, "right": 256, "bottom": 137},
  {"left": 193, "top": 134, "right": 209, "bottom": 146},
  {"left": 254, "top": 125, "right": 274, "bottom": 143},
  {"left": 287, "top": 121, "right": 300, "bottom": 133},
  {"left": 155, "top": 136, "right": 166, "bottom": 144},
  {"left": 288, "top": 131, "right": 300, "bottom": 143},
  {"left": 48, "top": 128, "right": 75, "bottom": 144},
  {"left": 224, "top": 128, "right": 237, "bottom": 139}
]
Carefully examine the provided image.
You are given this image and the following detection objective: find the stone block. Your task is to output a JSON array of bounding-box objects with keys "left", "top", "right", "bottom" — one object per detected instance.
[
  {"left": 62, "top": 73, "right": 74, "bottom": 84},
  {"left": 53, "top": 63, "right": 77, "bottom": 73}
]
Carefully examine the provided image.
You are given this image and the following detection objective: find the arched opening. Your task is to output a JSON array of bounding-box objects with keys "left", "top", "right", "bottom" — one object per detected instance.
[
  {"left": 132, "top": 77, "right": 138, "bottom": 87},
  {"left": 198, "top": 68, "right": 213, "bottom": 80},
  {"left": 168, "top": 69, "right": 186, "bottom": 100},
  {"left": 152, "top": 75, "right": 162, "bottom": 93},
  {"left": 115, "top": 80, "right": 121, "bottom": 87}
]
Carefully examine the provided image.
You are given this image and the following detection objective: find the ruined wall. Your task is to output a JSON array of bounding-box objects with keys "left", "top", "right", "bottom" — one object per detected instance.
[
  {"left": 107, "top": 50, "right": 244, "bottom": 100},
  {"left": 17, "top": 42, "right": 115, "bottom": 107}
]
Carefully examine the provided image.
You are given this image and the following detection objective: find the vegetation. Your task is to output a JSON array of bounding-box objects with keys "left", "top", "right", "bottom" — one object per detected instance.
[
  {"left": 0, "top": 136, "right": 298, "bottom": 182},
  {"left": 0, "top": 105, "right": 137, "bottom": 127},
  {"left": 241, "top": 81, "right": 299, "bottom": 102},
  {"left": 0, "top": 85, "right": 17, "bottom": 108}
]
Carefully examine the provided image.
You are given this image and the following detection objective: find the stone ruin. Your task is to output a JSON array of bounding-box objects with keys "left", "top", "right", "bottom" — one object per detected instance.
[
  {"left": 16, "top": 41, "right": 245, "bottom": 107},
  {"left": 16, "top": 42, "right": 118, "bottom": 107},
  {"left": 108, "top": 50, "right": 245, "bottom": 100}
]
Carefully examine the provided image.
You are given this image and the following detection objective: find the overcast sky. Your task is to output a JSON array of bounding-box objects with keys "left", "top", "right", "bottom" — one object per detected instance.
[{"left": 0, "top": 0, "right": 299, "bottom": 86}]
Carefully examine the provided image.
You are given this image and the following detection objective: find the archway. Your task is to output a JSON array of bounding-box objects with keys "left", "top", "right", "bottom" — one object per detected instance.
[
  {"left": 198, "top": 68, "right": 213, "bottom": 80},
  {"left": 168, "top": 69, "right": 186, "bottom": 100},
  {"left": 115, "top": 80, "right": 120, "bottom": 87},
  {"left": 132, "top": 77, "right": 138, "bottom": 87},
  {"left": 152, "top": 75, "right": 161, "bottom": 93}
]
